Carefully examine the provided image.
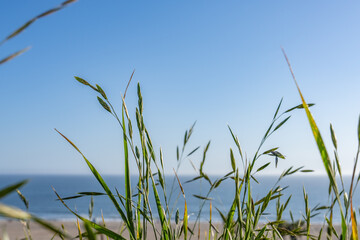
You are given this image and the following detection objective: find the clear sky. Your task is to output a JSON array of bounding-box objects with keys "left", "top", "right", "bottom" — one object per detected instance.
[{"left": 1, "top": 1, "right": 360, "bottom": 175}]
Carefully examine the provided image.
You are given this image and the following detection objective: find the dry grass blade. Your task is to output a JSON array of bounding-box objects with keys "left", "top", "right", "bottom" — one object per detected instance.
[
  {"left": 77, "top": 219, "right": 83, "bottom": 240},
  {"left": 350, "top": 197, "right": 358, "bottom": 240},
  {"left": 16, "top": 189, "right": 29, "bottom": 210},
  {"left": 123, "top": 69, "right": 135, "bottom": 99},
  {"left": 55, "top": 129, "right": 81, "bottom": 152},
  {"left": 0, "top": 47, "right": 31, "bottom": 65},
  {"left": 174, "top": 170, "right": 185, "bottom": 197}
]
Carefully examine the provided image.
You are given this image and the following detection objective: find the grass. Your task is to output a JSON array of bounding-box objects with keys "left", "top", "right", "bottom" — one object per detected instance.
[
  {"left": 2, "top": 53, "right": 360, "bottom": 239},
  {"left": 63, "top": 75, "right": 309, "bottom": 240},
  {"left": 1, "top": 10, "right": 360, "bottom": 237}
]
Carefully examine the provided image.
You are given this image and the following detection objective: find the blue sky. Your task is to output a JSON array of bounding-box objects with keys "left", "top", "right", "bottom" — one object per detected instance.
[{"left": 1, "top": 1, "right": 360, "bottom": 175}]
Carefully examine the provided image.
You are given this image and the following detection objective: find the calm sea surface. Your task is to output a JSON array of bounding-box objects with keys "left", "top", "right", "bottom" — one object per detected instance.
[{"left": 1, "top": 175, "right": 358, "bottom": 223}]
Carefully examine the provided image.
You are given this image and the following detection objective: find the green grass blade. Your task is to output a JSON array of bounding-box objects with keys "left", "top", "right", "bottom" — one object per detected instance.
[
  {"left": 330, "top": 124, "right": 338, "bottom": 150},
  {"left": 151, "top": 179, "right": 168, "bottom": 239},
  {"left": 224, "top": 199, "right": 237, "bottom": 240},
  {"left": 84, "top": 222, "right": 97, "bottom": 240},
  {"left": 97, "top": 97, "right": 111, "bottom": 113},
  {"left": 0, "top": 180, "right": 28, "bottom": 199},
  {"left": 54, "top": 189, "right": 126, "bottom": 240},
  {"left": 273, "top": 98, "right": 283, "bottom": 119},
  {"left": 284, "top": 103, "right": 315, "bottom": 113},
  {"left": 254, "top": 226, "right": 267, "bottom": 240},
  {"left": 122, "top": 107, "right": 134, "bottom": 234},
  {"left": 74, "top": 76, "right": 99, "bottom": 92},
  {"left": 282, "top": 48, "right": 347, "bottom": 239},
  {"left": 55, "top": 129, "right": 135, "bottom": 239},
  {"left": 200, "top": 141, "right": 211, "bottom": 175},
  {"left": 228, "top": 125, "right": 243, "bottom": 160},
  {"left": 230, "top": 148, "right": 236, "bottom": 172},
  {"left": 96, "top": 84, "right": 107, "bottom": 100},
  {"left": 273, "top": 116, "right": 291, "bottom": 132},
  {"left": 283, "top": 49, "right": 334, "bottom": 184}
]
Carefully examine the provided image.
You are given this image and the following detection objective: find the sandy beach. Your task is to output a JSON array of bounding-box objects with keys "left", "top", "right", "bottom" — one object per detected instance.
[{"left": 0, "top": 219, "right": 346, "bottom": 240}]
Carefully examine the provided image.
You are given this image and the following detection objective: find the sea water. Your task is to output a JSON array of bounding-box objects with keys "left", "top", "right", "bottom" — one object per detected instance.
[{"left": 0, "top": 174, "right": 357, "bottom": 223}]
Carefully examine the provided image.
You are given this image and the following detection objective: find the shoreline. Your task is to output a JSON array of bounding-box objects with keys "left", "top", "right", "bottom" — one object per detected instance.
[
  {"left": 0, "top": 217, "right": 341, "bottom": 224},
  {"left": 0, "top": 219, "right": 346, "bottom": 240}
]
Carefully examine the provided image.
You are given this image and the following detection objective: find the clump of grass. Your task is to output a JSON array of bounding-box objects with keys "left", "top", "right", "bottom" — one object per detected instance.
[
  {"left": 283, "top": 48, "right": 360, "bottom": 240},
  {"left": 1, "top": 52, "right": 359, "bottom": 240},
  {"left": 1, "top": 2, "right": 359, "bottom": 239},
  {"left": 50, "top": 72, "right": 322, "bottom": 240}
]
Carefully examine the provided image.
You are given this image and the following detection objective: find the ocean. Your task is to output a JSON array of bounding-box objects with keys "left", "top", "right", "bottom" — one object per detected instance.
[{"left": 0, "top": 174, "right": 358, "bottom": 223}]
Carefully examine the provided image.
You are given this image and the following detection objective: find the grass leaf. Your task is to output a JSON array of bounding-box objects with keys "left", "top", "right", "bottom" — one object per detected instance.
[
  {"left": 282, "top": 48, "right": 347, "bottom": 239},
  {"left": 256, "top": 162, "right": 271, "bottom": 173},
  {"left": 53, "top": 190, "right": 126, "bottom": 240},
  {"left": 273, "top": 116, "right": 291, "bottom": 132},
  {"left": 330, "top": 124, "right": 337, "bottom": 150},
  {"left": 84, "top": 222, "right": 97, "bottom": 240},
  {"left": 0, "top": 180, "right": 28, "bottom": 199},
  {"left": 122, "top": 108, "right": 134, "bottom": 234},
  {"left": 284, "top": 103, "right": 315, "bottom": 113},
  {"left": 97, "top": 97, "right": 111, "bottom": 113},
  {"left": 55, "top": 129, "right": 135, "bottom": 239},
  {"left": 96, "top": 85, "right": 108, "bottom": 100},
  {"left": 273, "top": 98, "right": 283, "bottom": 119},
  {"left": 193, "top": 194, "right": 212, "bottom": 200},
  {"left": 230, "top": 148, "right": 236, "bottom": 172},
  {"left": 187, "top": 146, "right": 200, "bottom": 157}
]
